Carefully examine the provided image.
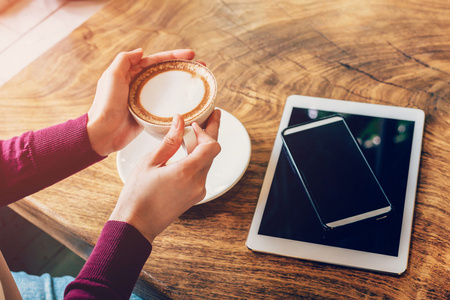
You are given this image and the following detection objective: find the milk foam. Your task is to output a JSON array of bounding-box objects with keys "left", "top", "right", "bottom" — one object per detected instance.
[{"left": 140, "top": 70, "right": 206, "bottom": 118}]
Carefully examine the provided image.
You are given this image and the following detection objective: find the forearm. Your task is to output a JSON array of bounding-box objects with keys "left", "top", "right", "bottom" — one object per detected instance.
[
  {"left": 0, "top": 114, "right": 105, "bottom": 206},
  {"left": 64, "top": 221, "right": 152, "bottom": 299}
]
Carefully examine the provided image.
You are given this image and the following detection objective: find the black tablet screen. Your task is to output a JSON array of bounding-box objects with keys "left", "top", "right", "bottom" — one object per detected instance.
[{"left": 258, "top": 108, "right": 414, "bottom": 256}]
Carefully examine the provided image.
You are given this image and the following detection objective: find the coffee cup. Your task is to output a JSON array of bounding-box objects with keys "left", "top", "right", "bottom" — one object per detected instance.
[{"left": 128, "top": 59, "right": 217, "bottom": 153}]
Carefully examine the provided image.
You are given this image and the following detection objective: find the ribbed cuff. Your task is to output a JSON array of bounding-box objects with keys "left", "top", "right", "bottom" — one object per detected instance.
[
  {"left": 75, "top": 221, "right": 152, "bottom": 298},
  {"left": 24, "top": 113, "right": 105, "bottom": 194},
  {"left": 31, "top": 113, "right": 104, "bottom": 177},
  {"left": 0, "top": 114, "right": 105, "bottom": 204}
]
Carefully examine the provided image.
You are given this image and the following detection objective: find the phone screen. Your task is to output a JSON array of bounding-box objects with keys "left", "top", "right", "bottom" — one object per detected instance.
[{"left": 281, "top": 116, "right": 391, "bottom": 229}]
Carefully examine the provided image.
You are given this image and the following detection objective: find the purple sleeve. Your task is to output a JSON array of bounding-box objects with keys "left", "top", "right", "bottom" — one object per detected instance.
[
  {"left": 0, "top": 114, "right": 105, "bottom": 206},
  {"left": 64, "top": 220, "right": 152, "bottom": 299},
  {"left": 0, "top": 116, "right": 152, "bottom": 297}
]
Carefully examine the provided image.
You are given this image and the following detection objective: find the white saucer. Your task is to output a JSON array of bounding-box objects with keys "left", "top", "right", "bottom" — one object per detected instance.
[{"left": 116, "top": 109, "right": 251, "bottom": 204}]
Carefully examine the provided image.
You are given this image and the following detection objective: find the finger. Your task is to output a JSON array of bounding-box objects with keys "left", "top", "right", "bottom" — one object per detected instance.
[
  {"left": 189, "top": 122, "right": 221, "bottom": 159},
  {"left": 192, "top": 122, "right": 217, "bottom": 146},
  {"left": 183, "top": 133, "right": 221, "bottom": 174},
  {"left": 204, "top": 109, "right": 221, "bottom": 141},
  {"left": 148, "top": 115, "right": 185, "bottom": 166},
  {"left": 139, "top": 49, "right": 196, "bottom": 68},
  {"left": 109, "top": 49, "right": 144, "bottom": 79},
  {"left": 129, "top": 64, "right": 145, "bottom": 78}
]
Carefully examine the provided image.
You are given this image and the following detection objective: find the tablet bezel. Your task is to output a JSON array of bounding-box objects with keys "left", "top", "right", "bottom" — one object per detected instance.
[{"left": 246, "top": 95, "right": 425, "bottom": 274}]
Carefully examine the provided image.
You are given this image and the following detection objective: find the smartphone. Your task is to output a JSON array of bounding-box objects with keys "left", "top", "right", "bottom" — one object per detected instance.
[{"left": 281, "top": 115, "right": 392, "bottom": 230}]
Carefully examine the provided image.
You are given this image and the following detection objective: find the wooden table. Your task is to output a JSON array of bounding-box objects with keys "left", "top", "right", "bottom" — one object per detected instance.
[{"left": 1, "top": 0, "right": 449, "bottom": 298}]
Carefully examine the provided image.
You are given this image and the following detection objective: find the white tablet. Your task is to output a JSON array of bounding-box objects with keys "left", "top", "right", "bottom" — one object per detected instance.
[{"left": 246, "top": 95, "right": 425, "bottom": 274}]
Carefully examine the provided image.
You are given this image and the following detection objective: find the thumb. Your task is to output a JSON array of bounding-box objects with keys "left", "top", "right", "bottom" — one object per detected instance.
[
  {"left": 108, "top": 48, "right": 143, "bottom": 79},
  {"left": 148, "top": 115, "right": 185, "bottom": 166}
]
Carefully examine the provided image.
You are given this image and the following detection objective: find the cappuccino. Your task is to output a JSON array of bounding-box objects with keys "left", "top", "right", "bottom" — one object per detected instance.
[{"left": 129, "top": 60, "right": 216, "bottom": 126}]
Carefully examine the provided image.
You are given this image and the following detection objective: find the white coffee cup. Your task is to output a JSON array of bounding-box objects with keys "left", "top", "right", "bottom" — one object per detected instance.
[{"left": 128, "top": 59, "right": 217, "bottom": 153}]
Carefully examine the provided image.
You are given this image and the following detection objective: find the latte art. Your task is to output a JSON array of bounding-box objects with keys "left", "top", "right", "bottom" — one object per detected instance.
[
  {"left": 140, "top": 70, "right": 205, "bottom": 118},
  {"left": 129, "top": 60, "right": 216, "bottom": 126}
]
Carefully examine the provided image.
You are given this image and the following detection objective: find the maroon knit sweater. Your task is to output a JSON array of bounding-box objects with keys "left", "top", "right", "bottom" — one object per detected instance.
[{"left": 0, "top": 114, "right": 152, "bottom": 299}]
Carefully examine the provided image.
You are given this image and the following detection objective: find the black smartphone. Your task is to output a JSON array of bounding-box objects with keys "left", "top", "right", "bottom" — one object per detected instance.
[{"left": 281, "top": 115, "right": 392, "bottom": 230}]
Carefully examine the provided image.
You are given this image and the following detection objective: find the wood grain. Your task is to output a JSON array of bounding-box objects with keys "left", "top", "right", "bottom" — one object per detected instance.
[{"left": 1, "top": 0, "right": 449, "bottom": 298}]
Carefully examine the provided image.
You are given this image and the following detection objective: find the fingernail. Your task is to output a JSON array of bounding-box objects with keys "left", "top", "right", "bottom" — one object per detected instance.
[
  {"left": 172, "top": 114, "right": 181, "bottom": 129},
  {"left": 192, "top": 122, "right": 201, "bottom": 131}
]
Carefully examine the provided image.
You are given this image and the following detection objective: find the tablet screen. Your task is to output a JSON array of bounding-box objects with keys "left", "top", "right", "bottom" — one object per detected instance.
[{"left": 258, "top": 108, "right": 414, "bottom": 256}]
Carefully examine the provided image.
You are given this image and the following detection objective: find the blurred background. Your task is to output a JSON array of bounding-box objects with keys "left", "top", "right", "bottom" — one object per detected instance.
[{"left": 0, "top": 0, "right": 107, "bottom": 86}]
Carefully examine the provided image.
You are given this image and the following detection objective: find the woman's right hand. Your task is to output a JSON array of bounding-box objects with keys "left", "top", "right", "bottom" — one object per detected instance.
[{"left": 109, "top": 110, "right": 221, "bottom": 243}]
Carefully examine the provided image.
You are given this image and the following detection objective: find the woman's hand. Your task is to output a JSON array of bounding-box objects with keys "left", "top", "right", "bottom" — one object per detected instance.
[
  {"left": 87, "top": 48, "right": 197, "bottom": 156},
  {"left": 109, "top": 110, "right": 221, "bottom": 243}
]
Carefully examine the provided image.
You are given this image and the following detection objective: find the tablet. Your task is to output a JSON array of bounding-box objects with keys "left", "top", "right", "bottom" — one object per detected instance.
[{"left": 246, "top": 95, "right": 425, "bottom": 274}]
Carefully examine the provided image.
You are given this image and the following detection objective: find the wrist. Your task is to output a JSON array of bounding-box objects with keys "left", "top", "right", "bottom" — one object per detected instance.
[
  {"left": 109, "top": 208, "right": 157, "bottom": 243},
  {"left": 86, "top": 112, "right": 110, "bottom": 157}
]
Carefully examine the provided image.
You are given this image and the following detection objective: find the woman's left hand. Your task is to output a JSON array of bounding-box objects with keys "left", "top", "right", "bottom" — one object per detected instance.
[{"left": 87, "top": 48, "right": 197, "bottom": 156}]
